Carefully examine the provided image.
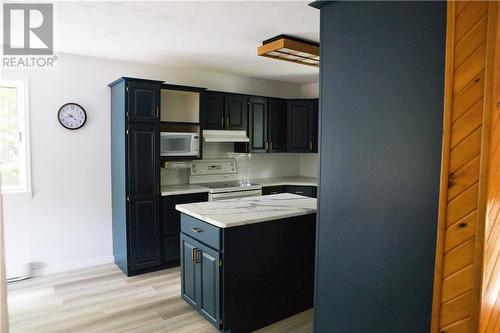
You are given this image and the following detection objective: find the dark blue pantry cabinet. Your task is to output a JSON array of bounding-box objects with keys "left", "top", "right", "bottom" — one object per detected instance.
[
  {"left": 310, "top": 1, "right": 446, "bottom": 332},
  {"left": 179, "top": 212, "right": 316, "bottom": 333},
  {"left": 109, "top": 77, "right": 208, "bottom": 276}
]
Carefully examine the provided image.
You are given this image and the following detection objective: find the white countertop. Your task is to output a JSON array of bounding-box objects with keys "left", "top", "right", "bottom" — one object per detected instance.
[
  {"left": 251, "top": 176, "right": 317, "bottom": 187},
  {"left": 161, "top": 184, "right": 210, "bottom": 196},
  {"left": 175, "top": 193, "right": 317, "bottom": 228},
  {"left": 161, "top": 176, "right": 317, "bottom": 196}
]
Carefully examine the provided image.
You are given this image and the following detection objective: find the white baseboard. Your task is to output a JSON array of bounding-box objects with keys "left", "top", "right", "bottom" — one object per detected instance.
[
  {"left": 6, "top": 262, "right": 32, "bottom": 281},
  {"left": 31, "top": 256, "right": 114, "bottom": 276}
]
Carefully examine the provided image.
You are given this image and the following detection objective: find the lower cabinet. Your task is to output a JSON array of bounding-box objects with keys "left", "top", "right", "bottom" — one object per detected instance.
[
  {"left": 162, "top": 192, "right": 208, "bottom": 265},
  {"left": 181, "top": 234, "right": 221, "bottom": 329},
  {"left": 284, "top": 185, "right": 317, "bottom": 198},
  {"left": 262, "top": 185, "right": 284, "bottom": 195},
  {"left": 263, "top": 185, "right": 317, "bottom": 198}
]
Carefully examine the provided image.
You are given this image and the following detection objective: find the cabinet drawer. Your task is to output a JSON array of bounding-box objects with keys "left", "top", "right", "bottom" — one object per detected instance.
[
  {"left": 262, "top": 186, "right": 284, "bottom": 195},
  {"left": 163, "top": 210, "right": 180, "bottom": 237},
  {"left": 181, "top": 214, "right": 221, "bottom": 250},
  {"left": 163, "top": 193, "right": 208, "bottom": 211},
  {"left": 164, "top": 236, "right": 180, "bottom": 263},
  {"left": 284, "top": 185, "right": 316, "bottom": 198}
]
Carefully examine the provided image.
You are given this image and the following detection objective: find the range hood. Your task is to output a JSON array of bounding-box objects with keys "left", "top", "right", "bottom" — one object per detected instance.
[{"left": 203, "top": 130, "right": 249, "bottom": 143}]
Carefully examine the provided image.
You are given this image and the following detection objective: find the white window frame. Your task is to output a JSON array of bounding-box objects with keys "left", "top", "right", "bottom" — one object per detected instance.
[{"left": 0, "top": 78, "right": 32, "bottom": 198}]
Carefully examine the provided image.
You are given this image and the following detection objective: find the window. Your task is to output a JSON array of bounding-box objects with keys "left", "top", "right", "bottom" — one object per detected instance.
[{"left": 0, "top": 79, "right": 31, "bottom": 195}]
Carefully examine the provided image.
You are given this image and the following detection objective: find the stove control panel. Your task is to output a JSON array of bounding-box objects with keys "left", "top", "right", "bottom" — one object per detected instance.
[{"left": 191, "top": 159, "right": 237, "bottom": 176}]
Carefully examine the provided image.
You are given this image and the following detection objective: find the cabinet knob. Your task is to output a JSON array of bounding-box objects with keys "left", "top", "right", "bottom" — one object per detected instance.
[
  {"left": 309, "top": 142, "right": 313, "bottom": 150},
  {"left": 191, "top": 227, "right": 203, "bottom": 233}
]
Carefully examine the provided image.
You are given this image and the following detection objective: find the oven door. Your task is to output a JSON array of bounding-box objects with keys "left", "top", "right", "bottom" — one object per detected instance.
[
  {"left": 161, "top": 133, "right": 195, "bottom": 156},
  {"left": 209, "top": 189, "right": 262, "bottom": 201}
]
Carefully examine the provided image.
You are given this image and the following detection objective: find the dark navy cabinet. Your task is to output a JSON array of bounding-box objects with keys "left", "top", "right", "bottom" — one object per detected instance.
[
  {"left": 110, "top": 77, "right": 164, "bottom": 276},
  {"left": 284, "top": 185, "right": 316, "bottom": 198},
  {"left": 127, "top": 80, "right": 160, "bottom": 122},
  {"left": 180, "top": 234, "right": 221, "bottom": 328},
  {"left": 286, "top": 99, "right": 318, "bottom": 153},
  {"left": 162, "top": 193, "right": 208, "bottom": 265},
  {"left": 180, "top": 212, "right": 316, "bottom": 333},
  {"left": 310, "top": 2, "right": 446, "bottom": 332},
  {"left": 262, "top": 185, "right": 284, "bottom": 195},
  {"left": 202, "top": 92, "right": 225, "bottom": 130},
  {"left": 224, "top": 94, "right": 248, "bottom": 130},
  {"left": 248, "top": 97, "right": 268, "bottom": 152},
  {"left": 268, "top": 98, "right": 287, "bottom": 152}
]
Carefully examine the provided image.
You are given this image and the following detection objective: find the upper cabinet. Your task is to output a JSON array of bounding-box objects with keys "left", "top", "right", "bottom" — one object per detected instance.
[
  {"left": 127, "top": 80, "right": 161, "bottom": 122},
  {"left": 202, "top": 92, "right": 225, "bottom": 129},
  {"left": 248, "top": 97, "right": 268, "bottom": 153},
  {"left": 200, "top": 91, "right": 318, "bottom": 154},
  {"left": 268, "top": 99, "right": 287, "bottom": 152},
  {"left": 286, "top": 99, "right": 318, "bottom": 153},
  {"left": 202, "top": 92, "right": 248, "bottom": 131},
  {"left": 224, "top": 94, "right": 248, "bottom": 130}
]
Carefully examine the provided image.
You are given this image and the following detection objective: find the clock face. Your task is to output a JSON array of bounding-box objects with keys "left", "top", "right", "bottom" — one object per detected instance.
[{"left": 58, "top": 103, "right": 87, "bottom": 130}]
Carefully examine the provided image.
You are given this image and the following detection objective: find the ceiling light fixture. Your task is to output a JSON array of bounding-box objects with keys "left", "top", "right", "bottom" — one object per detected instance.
[{"left": 257, "top": 35, "right": 319, "bottom": 67}]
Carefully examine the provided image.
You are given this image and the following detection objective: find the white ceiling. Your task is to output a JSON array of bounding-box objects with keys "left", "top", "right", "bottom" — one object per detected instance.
[{"left": 53, "top": 1, "right": 320, "bottom": 84}]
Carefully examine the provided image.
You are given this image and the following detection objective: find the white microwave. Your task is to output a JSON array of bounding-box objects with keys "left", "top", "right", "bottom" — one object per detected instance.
[{"left": 160, "top": 132, "right": 200, "bottom": 157}]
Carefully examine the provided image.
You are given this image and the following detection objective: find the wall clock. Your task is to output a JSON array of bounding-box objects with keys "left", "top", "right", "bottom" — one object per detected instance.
[{"left": 57, "top": 103, "right": 87, "bottom": 130}]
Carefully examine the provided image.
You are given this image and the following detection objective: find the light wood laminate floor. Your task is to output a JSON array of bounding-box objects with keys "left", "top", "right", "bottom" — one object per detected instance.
[{"left": 7, "top": 263, "right": 313, "bottom": 333}]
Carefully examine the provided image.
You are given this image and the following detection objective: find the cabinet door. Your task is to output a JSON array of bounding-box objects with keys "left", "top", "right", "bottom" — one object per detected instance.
[
  {"left": 198, "top": 244, "right": 221, "bottom": 328},
  {"left": 129, "top": 198, "right": 162, "bottom": 271},
  {"left": 128, "top": 123, "right": 160, "bottom": 199},
  {"left": 287, "top": 100, "right": 317, "bottom": 153},
  {"left": 248, "top": 97, "right": 268, "bottom": 153},
  {"left": 127, "top": 81, "right": 160, "bottom": 122},
  {"left": 181, "top": 235, "right": 199, "bottom": 307},
  {"left": 202, "top": 93, "right": 224, "bottom": 129},
  {"left": 225, "top": 95, "right": 248, "bottom": 130},
  {"left": 268, "top": 99, "right": 287, "bottom": 152}
]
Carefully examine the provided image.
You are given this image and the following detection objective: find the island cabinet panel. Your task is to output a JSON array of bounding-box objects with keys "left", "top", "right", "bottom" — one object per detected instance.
[
  {"left": 110, "top": 77, "right": 164, "bottom": 277},
  {"left": 311, "top": 1, "right": 446, "bottom": 332},
  {"left": 179, "top": 211, "right": 316, "bottom": 333},
  {"left": 127, "top": 80, "right": 161, "bottom": 122},
  {"left": 202, "top": 92, "right": 225, "bottom": 130},
  {"left": 268, "top": 99, "right": 287, "bottom": 152},
  {"left": 224, "top": 94, "right": 248, "bottom": 130},
  {"left": 180, "top": 234, "right": 221, "bottom": 329}
]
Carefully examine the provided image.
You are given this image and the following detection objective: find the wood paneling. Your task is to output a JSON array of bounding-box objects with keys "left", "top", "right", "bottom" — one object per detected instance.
[
  {"left": 433, "top": 2, "right": 499, "bottom": 332},
  {"left": 479, "top": 3, "right": 500, "bottom": 332}
]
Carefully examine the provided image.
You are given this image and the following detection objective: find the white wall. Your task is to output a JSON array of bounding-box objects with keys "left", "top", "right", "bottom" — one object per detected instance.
[{"left": 2, "top": 53, "right": 303, "bottom": 276}]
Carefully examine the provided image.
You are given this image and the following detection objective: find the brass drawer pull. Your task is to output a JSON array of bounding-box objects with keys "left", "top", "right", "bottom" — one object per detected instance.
[{"left": 191, "top": 227, "right": 203, "bottom": 233}]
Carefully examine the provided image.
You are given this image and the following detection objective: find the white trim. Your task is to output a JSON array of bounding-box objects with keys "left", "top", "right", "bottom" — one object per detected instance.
[
  {"left": 0, "top": 78, "right": 32, "bottom": 196},
  {"left": 31, "top": 256, "right": 114, "bottom": 277}
]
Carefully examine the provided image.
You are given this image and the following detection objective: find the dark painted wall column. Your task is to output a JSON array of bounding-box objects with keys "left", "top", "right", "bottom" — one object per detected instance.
[{"left": 312, "top": 1, "right": 446, "bottom": 332}]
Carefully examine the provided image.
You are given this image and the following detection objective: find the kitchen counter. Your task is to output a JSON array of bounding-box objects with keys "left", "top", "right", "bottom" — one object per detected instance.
[
  {"left": 175, "top": 193, "right": 316, "bottom": 228},
  {"left": 161, "top": 184, "right": 210, "bottom": 196},
  {"left": 161, "top": 176, "right": 318, "bottom": 196}
]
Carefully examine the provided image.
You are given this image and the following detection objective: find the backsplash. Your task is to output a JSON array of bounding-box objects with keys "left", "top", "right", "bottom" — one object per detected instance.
[{"left": 161, "top": 142, "right": 318, "bottom": 185}]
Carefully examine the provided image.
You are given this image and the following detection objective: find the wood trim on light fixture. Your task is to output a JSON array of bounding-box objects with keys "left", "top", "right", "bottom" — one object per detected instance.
[{"left": 258, "top": 36, "right": 320, "bottom": 67}]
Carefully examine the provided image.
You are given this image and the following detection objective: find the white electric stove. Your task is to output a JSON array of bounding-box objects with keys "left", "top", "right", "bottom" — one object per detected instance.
[{"left": 190, "top": 159, "right": 262, "bottom": 201}]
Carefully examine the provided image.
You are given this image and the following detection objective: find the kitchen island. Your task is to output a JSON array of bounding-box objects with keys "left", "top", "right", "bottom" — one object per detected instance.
[{"left": 176, "top": 193, "right": 317, "bottom": 333}]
